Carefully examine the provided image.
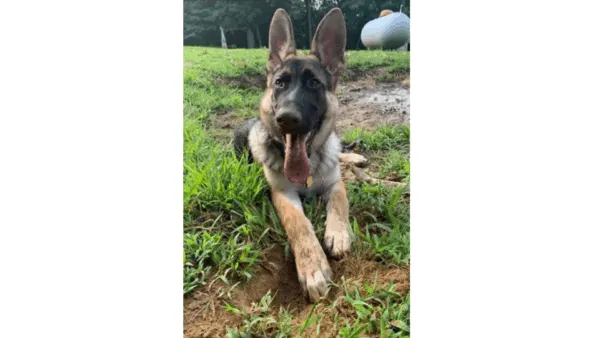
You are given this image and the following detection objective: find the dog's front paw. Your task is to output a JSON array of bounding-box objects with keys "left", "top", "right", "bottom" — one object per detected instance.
[
  {"left": 324, "top": 219, "right": 352, "bottom": 259},
  {"left": 294, "top": 239, "right": 332, "bottom": 302}
]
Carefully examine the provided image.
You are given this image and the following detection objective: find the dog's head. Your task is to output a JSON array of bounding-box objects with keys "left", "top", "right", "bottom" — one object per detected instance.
[{"left": 263, "top": 8, "right": 346, "bottom": 184}]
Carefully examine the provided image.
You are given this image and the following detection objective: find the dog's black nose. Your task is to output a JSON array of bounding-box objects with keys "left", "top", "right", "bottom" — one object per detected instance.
[{"left": 276, "top": 110, "right": 301, "bottom": 131}]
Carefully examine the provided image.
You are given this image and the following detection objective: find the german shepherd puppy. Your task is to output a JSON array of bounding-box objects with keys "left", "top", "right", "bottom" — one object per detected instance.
[{"left": 233, "top": 8, "right": 351, "bottom": 302}]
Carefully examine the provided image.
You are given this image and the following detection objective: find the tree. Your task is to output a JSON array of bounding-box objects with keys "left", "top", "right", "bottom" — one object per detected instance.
[
  {"left": 305, "top": 0, "right": 313, "bottom": 47},
  {"left": 184, "top": 0, "right": 273, "bottom": 47},
  {"left": 184, "top": 0, "right": 411, "bottom": 49}
]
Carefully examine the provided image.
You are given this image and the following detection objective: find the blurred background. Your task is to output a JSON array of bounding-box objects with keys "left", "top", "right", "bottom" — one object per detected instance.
[{"left": 184, "top": 0, "right": 410, "bottom": 50}]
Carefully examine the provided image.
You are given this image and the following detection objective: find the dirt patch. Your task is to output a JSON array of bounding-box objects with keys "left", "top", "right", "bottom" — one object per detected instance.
[
  {"left": 183, "top": 245, "right": 409, "bottom": 337},
  {"left": 338, "top": 68, "right": 410, "bottom": 133},
  {"left": 217, "top": 74, "right": 266, "bottom": 90},
  {"left": 183, "top": 280, "right": 240, "bottom": 338},
  {"left": 228, "top": 246, "right": 306, "bottom": 311},
  {"left": 206, "top": 109, "right": 247, "bottom": 143},
  {"left": 211, "top": 109, "right": 242, "bottom": 129},
  {"left": 337, "top": 81, "right": 410, "bottom": 132}
]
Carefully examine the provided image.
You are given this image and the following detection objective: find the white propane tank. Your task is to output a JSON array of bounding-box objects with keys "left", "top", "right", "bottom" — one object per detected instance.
[{"left": 360, "top": 12, "right": 410, "bottom": 50}]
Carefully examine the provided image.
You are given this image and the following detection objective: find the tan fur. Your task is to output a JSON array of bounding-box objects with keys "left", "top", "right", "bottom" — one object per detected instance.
[
  {"left": 271, "top": 189, "right": 332, "bottom": 300},
  {"left": 271, "top": 189, "right": 312, "bottom": 243},
  {"left": 324, "top": 181, "right": 352, "bottom": 257},
  {"left": 327, "top": 180, "right": 349, "bottom": 221}
]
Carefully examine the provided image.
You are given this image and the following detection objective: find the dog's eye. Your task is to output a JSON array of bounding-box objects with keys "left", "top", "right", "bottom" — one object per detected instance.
[
  {"left": 308, "top": 78, "right": 321, "bottom": 89},
  {"left": 274, "top": 78, "right": 285, "bottom": 88}
]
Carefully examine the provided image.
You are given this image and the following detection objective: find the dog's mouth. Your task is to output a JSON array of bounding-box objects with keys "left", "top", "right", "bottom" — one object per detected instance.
[{"left": 283, "top": 133, "right": 310, "bottom": 184}]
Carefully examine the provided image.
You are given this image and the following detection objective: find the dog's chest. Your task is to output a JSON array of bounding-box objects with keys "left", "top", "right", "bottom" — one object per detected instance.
[{"left": 248, "top": 123, "right": 342, "bottom": 195}]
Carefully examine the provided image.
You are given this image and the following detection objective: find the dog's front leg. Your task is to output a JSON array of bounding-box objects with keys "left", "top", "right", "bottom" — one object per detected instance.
[
  {"left": 271, "top": 188, "right": 332, "bottom": 302},
  {"left": 323, "top": 180, "right": 352, "bottom": 258}
]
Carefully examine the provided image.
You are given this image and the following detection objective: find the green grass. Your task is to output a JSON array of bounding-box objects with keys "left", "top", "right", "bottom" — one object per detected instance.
[
  {"left": 184, "top": 47, "right": 409, "bottom": 79},
  {"left": 224, "top": 291, "right": 283, "bottom": 338},
  {"left": 183, "top": 229, "right": 262, "bottom": 294},
  {"left": 224, "top": 278, "right": 410, "bottom": 337},
  {"left": 339, "top": 280, "right": 410, "bottom": 338},
  {"left": 379, "top": 150, "right": 410, "bottom": 182},
  {"left": 348, "top": 183, "right": 410, "bottom": 265},
  {"left": 343, "top": 124, "right": 410, "bottom": 152},
  {"left": 343, "top": 124, "right": 411, "bottom": 185},
  {"left": 345, "top": 49, "right": 410, "bottom": 72},
  {"left": 183, "top": 46, "right": 410, "bottom": 336}
]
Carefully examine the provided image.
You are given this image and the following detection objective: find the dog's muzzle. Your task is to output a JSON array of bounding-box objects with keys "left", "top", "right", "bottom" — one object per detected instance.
[{"left": 275, "top": 109, "right": 301, "bottom": 134}]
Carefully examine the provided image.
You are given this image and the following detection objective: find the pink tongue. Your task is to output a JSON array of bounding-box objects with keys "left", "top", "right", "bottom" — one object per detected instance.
[{"left": 284, "top": 134, "right": 310, "bottom": 184}]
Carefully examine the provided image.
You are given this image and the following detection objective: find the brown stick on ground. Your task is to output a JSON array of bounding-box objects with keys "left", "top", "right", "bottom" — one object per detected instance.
[{"left": 350, "top": 166, "right": 410, "bottom": 191}]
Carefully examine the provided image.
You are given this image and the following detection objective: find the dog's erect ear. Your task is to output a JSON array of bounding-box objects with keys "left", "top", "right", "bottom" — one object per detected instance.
[
  {"left": 310, "top": 8, "right": 346, "bottom": 85},
  {"left": 268, "top": 9, "right": 296, "bottom": 72}
]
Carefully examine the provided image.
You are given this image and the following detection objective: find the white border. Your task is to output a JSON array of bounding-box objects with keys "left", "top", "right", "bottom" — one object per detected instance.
[
  {"left": 412, "top": 0, "right": 600, "bottom": 337},
  {"left": 1, "top": 0, "right": 183, "bottom": 337},
  {"left": 1, "top": 0, "right": 600, "bottom": 337}
]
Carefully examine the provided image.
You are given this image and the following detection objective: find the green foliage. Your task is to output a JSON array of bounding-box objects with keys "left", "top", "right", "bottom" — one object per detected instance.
[
  {"left": 184, "top": 47, "right": 268, "bottom": 78},
  {"left": 183, "top": 116, "right": 268, "bottom": 294},
  {"left": 225, "top": 291, "right": 283, "bottom": 338},
  {"left": 183, "top": 118, "right": 266, "bottom": 218},
  {"left": 184, "top": 147, "right": 266, "bottom": 214},
  {"left": 347, "top": 183, "right": 410, "bottom": 264},
  {"left": 346, "top": 50, "right": 410, "bottom": 72},
  {"left": 360, "top": 221, "right": 410, "bottom": 265},
  {"left": 184, "top": 0, "right": 272, "bottom": 45},
  {"left": 344, "top": 124, "right": 410, "bottom": 152},
  {"left": 340, "top": 280, "right": 410, "bottom": 337},
  {"left": 348, "top": 183, "right": 408, "bottom": 223},
  {"left": 184, "top": 47, "right": 409, "bottom": 80},
  {"left": 379, "top": 150, "right": 411, "bottom": 181},
  {"left": 183, "top": 229, "right": 263, "bottom": 295},
  {"left": 222, "top": 278, "right": 411, "bottom": 337}
]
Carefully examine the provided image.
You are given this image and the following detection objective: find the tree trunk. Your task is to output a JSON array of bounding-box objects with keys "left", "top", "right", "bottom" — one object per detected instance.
[
  {"left": 254, "top": 25, "right": 263, "bottom": 47},
  {"left": 246, "top": 28, "right": 255, "bottom": 48},
  {"left": 219, "top": 26, "right": 227, "bottom": 49},
  {"left": 306, "top": 0, "right": 313, "bottom": 46}
]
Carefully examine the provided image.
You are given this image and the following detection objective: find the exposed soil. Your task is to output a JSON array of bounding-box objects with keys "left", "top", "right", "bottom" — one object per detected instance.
[
  {"left": 337, "top": 81, "right": 410, "bottom": 132},
  {"left": 207, "top": 109, "right": 246, "bottom": 143},
  {"left": 184, "top": 246, "right": 410, "bottom": 338}
]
